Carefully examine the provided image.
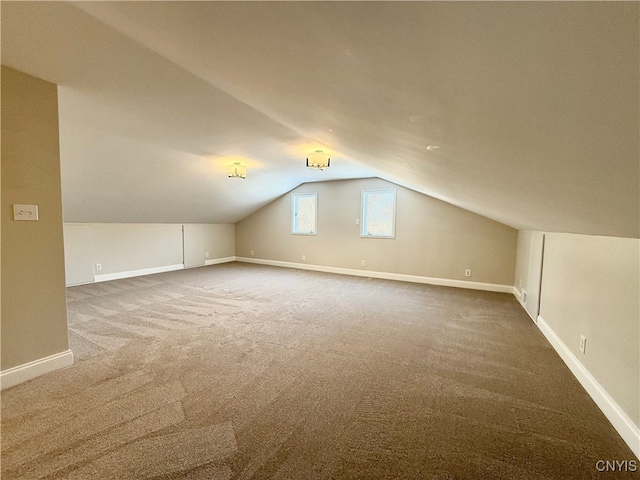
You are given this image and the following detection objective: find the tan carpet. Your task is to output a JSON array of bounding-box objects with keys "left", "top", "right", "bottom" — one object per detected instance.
[{"left": 1, "top": 263, "right": 636, "bottom": 479}]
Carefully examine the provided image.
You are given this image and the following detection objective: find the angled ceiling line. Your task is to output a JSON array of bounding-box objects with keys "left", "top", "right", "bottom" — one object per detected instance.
[{"left": 69, "top": 2, "right": 382, "bottom": 178}]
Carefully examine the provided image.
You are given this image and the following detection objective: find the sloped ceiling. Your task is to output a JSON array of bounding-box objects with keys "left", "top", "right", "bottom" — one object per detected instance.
[{"left": 2, "top": 1, "right": 638, "bottom": 237}]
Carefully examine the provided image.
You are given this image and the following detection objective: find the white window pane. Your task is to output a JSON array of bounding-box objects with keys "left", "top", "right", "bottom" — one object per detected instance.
[
  {"left": 361, "top": 189, "right": 396, "bottom": 238},
  {"left": 292, "top": 193, "right": 317, "bottom": 234}
]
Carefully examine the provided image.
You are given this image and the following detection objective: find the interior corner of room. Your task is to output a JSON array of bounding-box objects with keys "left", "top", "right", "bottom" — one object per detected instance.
[{"left": 1, "top": 1, "right": 638, "bottom": 470}]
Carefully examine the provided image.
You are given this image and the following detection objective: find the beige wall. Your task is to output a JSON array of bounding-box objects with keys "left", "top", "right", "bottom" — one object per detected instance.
[
  {"left": 236, "top": 178, "right": 517, "bottom": 285},
  {"left": 92, "top": 223, "right": 183, "bottom": 275},
  {"left": 539, "top": 233, "right": 639, "bottom": 427},
  {"left": 183, "top": 223, "right": 236, "bottom": 268},
  {"left": 1, "top": 67, "right": 70, "bottom": 370},
  {"left": 205, "top": 224, "right": 235, "bottom": 260},
  {"left": 63, "top": 223, "right": 236, "bottom": 284},
  {"left": 514, "top": 230, "right": 545, "bottom": 320},
  {"left": 183, "top": 224, "right": 205, "bottom": 268},
  {"left": 63, "top": 224, "right": 94, "bottom": 286}
]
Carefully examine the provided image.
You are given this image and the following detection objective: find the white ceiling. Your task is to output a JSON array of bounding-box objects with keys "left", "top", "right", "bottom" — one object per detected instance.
[{"left": 2, "top": 2, "right": 638, "bottom": 237}]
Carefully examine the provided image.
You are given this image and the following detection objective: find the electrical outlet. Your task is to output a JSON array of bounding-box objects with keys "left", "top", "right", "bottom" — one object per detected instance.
[
  {"left": 355, "top": 219, "right": 359, "bottom": 225},
  {"left": 250, "top": 250, "right": 254, "bottom": 256},
  {"left": 579, "top": 335, "right": 587, "bottom": 354},
  {"left": 361, "top": 260, "right": 366, "bottom": 267},
  {"left": 205, "top": 252, "right": 209, "bottom": 258},
  {"left": 96, "top": 263, "right": 102, "bottom": 271},
  {"left": 302, "top": 254, "right": 306, "bottom": 261},
  {"left": 522, "top": 290, "right": 528, "bottom": 304},
  {"left": 465, "top": 269, "right": 471, "bottom": 277}
]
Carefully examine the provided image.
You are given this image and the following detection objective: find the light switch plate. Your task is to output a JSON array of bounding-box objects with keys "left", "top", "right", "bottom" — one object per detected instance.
[{"left": 13, "top": 204, "right": 39, "bottom": 221}]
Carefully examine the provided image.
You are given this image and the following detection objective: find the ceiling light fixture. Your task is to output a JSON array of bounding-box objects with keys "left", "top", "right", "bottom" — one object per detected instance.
[
  {"left": 227, "top": 162, "right": 247, "bottom": 179},
  {"left": 426, "top": 145, "right": 440, "bottom": 151},
  {"left": 306, "top": 150, "right": 330, "bottom": 171}
]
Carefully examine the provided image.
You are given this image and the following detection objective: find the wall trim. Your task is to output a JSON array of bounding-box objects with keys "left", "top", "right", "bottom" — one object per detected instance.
[
  {"left": 537, "top": 315, "right": 640, "bottom": 459},
  {"left": 66, "top": 279, "right": 94, "bottom": 287},
  {"left": 94, "top": 263, "right": 184, "bottom": 283},
  {"left": 205, "top": 256, "right": 237, "bottom": 266},
  {"left": 236, "top": 257, "right": 512, "bottom": 293},
  {"left": 1, "top": 350, "right": 74, "bottom": 391}
]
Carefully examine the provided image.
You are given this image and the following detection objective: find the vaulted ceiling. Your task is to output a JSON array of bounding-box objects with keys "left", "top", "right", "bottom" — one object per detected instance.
[{"left": 2, "top": 2, "right": 638, "bottom": 237}]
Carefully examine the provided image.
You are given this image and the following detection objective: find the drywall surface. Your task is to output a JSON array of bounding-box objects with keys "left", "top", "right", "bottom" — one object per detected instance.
[
  {"left": 91, "top": 224, "right": 183, "bottom": 275},
  {"left": 236, "top": 178, "right": 517, "bottom": 285},
  {"left": 63, "top": 224, "right": 94, "bottom": 286},
  {"left": 514, "top": 230, "right": 545, "bottom": 320},
  {"left": 62, "top": 223, "right": 236, "bottom": 284},
  {"left": 540, "top": 233, "right": 639, "bottom": 426},
  {"left": 1, "top": 67, "right": 70, "bottom": 370},
  {"left": 205, "top": 224, "right": 235, "bottom": 259},
  {"left": 183, "top": 224, "right": 205, "bottom": 268},
  {"left": 186, "top": 223, "right": 236, "bottom": 267}
]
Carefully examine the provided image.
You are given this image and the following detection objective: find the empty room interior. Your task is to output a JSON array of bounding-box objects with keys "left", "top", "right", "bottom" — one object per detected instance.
[{"left": 1, "top": 2, "right": 638, "bottom": 479}]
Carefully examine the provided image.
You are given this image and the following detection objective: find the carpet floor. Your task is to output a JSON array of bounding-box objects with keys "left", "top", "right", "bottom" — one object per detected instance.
[{"left": 1, "top": 263, "right": 636, "bottom": 479}]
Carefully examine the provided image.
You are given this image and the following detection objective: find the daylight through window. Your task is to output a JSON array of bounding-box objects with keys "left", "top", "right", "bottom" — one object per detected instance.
[
  {"left": 292, "top": 193, "right": 317, "bottom": 235},
  {"left": 361, "top": 189, "right": 396, "bottom": 238}
]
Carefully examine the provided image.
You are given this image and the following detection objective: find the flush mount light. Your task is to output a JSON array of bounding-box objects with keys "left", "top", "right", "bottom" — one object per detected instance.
[
  {"left": 306, "top": 150, "right": 330, "bottom": 170},
  {"left": 227, "top": 162, "right": 247, "bottom": 179}
]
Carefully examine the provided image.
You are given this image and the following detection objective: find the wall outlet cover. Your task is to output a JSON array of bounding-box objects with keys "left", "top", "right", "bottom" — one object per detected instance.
[
  {"left": 13, "top": 204, "right": 39, "bottom": 221},
  {"left": 580, "top": 335, "right": 587, "bottom": 354}
]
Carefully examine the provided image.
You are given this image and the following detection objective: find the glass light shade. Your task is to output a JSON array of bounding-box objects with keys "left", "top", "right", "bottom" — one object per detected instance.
[{"left": 306, "top": 150, "right": 330, "bottom": 170}]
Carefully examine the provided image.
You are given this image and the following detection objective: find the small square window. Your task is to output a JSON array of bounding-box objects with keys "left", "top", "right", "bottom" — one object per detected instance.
[
  {"left": 292, "top": 193, "right": 317, "bottom": 235},
  {"left": 361, "top": 189, "right": 396, "bottom": 238}
]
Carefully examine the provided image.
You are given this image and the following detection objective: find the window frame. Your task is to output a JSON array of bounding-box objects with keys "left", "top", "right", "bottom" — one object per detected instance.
[
  {"left": 360, "top": 188, "right": 397, "bottom": 239},
  {"left": 291, "top": 192, "right": 318, "bottom": 235}
]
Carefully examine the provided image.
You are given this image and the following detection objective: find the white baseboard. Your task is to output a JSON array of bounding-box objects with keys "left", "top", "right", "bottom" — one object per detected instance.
[
  {"left": 66, "top": 280, "right": 94, "bottom": 287},
  {"left": 94, "top": 263, "right": 184, "bottom": 283},
  {"left": 236, "top": 257, "right": 512, "bottom": 293},
  {"left": 205, "top": 256, "right": 237, "bottom": 266},
  {"left": 513, "top": 286, "right": 522, "bottom": 299},
  {"left": 1, "top": 350, "right": 74, "bottom": 390},
  {"left": 537, "top": 315, "right": 640, "bottom": 459}
]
